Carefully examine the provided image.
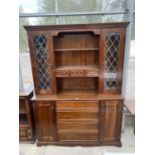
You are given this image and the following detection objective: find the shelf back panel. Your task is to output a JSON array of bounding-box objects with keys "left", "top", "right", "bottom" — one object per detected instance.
[
  {"left": 57, "top": 77, "right": 98, "bottom": 93},
  {"left": 53, "top": 32, "right": 99, "bottom": 49},
  {"left": 55, "top": 51, "right": 98, "bottom": 67}
]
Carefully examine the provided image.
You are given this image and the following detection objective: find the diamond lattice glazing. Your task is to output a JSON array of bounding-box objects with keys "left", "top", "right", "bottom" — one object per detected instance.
[
  {"left": 33, "top": 35, "right": 51, "bottom": 89},
  {"left": 104, "top": 32, "right": 120, "bottom": 90},
  {"left": 105, "top": 32, "right": 120, "bottom": 73},
  {"left": 104, "top": 78, "right": 118, "bottom": 90}
]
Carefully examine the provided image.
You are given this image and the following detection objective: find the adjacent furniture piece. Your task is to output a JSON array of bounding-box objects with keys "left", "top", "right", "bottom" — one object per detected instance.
[
  {"left": 24, "top": 22, "right": 129, "bottom": 146},
  {"left": 124, "top": 100, "right": 135, "bottom": 134},
  {"left": 19, "top": 86, "right": 35, "bottom": 142}
]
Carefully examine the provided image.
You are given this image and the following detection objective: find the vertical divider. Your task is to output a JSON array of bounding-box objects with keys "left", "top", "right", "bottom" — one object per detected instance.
[
  {"left": 99, "top": 100, "right": 105, "bottom": 142},
  {"left": 117, "top": 29, "right": 126, "bottom": 93},
  {"left": 47, "top": 32, "right": 57, "bottom": 94},
  {"left": 27, "top": 32, "right": 40, "bottom": 95},
  {"left": 98, "top": 29, "right": 105, "bottom": 93}
]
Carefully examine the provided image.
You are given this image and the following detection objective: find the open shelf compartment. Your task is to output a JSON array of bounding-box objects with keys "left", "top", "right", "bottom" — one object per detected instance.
[
  {"left": 53, "top": 31, "right": 99, "bottom": 67},
  {"left": 56, "top": 77, "right": 99, "bottom": 95}
]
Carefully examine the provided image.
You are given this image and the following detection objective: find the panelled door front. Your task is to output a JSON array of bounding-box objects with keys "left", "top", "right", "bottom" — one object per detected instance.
[{"left": 36, "top": 101, "right": 57, "bottom": 142}]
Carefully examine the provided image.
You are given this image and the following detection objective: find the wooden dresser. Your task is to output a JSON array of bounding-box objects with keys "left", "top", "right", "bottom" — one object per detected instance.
[{"left": 24, "top": 22, "right": 128, "bottom": 146}]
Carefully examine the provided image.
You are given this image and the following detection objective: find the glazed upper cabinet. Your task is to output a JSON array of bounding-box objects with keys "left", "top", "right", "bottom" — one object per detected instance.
[{"left": 25, "top": 24, "right": 126, "bottom": 96}]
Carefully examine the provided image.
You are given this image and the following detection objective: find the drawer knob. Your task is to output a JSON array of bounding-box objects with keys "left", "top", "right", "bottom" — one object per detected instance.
[{"left": 75, "top": 97, "right": 79, "bottom": 100}]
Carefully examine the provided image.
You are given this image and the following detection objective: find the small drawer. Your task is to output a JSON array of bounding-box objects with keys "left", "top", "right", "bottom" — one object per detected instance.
[
  {"left": 86, "top": 71, "right": 98, "bottom": 77},
  {"left": 19, "top": 127, "right": 27, "bottom": 138},
  {"left": 56, "top": 70, "right": 70, "bottom": 77},
  {"left": 70, "top": 70, "right": 85, "bottom": 77},
  {"left": 19, "top": 126, "right": 32, "bottom": 140},
  {"left": 56, "top": 101, "right": 98, "bottom": 109}
]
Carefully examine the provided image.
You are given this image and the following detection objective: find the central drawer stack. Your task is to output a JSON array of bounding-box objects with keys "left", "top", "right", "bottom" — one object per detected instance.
[{"left": 56, "top": 101, "right": 99, "bottom": 141}]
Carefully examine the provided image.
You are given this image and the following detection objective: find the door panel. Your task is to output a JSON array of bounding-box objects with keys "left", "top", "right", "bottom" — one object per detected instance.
[
  {"left": 100, "top": 100, "right": 123, "bottom": 142},
  {"left": 36, "top": 101, "right": 57, "bottom": 142}
]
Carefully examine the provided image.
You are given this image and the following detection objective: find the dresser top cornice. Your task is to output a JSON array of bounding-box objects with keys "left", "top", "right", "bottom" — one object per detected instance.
[{"left": 24, "top": 22, "right": 129, "bottom": 31}]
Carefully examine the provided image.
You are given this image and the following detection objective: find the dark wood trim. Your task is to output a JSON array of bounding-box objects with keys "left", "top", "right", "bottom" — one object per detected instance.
[
  {"left": 47, "top": 32, "right": 57, "bottom": 94},
  {"left": 27, "top": 32, "right": 40, "bottom": 95},
  {"left": 31, "top": 94, "right": 124, "bottom": 101},
  {"left": 117, "top": 28, "right": 126, "bottom": 93},
  {"left": 99, "top": 101, "right": 105, "bottom": 142},
  {"left": 98, "top": 29, "right": 104, "bottom": 93},
  {"left": 24, "top": 22, "right": 129, "bottom": 31},
  {"left": 51, "top": 29, "right": 101, "bottom": 37},
  {"left": 115, "top": 100, "right": 123, "bottom": 140},
  {"left": 37, "top": 140, "right": 121, "bottom": 147}
]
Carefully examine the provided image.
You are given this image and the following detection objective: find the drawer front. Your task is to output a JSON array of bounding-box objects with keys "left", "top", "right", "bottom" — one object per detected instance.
[
  {"left": 58, "top": 131, "right": 98, "bottom": 141},
  {"left": 70, "top": 70, "right": 85, "bottom": 77},
  {"left": 86, "top": 71, "right": 98, "bottom": 77},
  {"left": 56, "top": 70, "right": 98, "bottom": 77},
  {"left": 56, "top": 70, "right": 70, "bottom": 77},
  {"left": 19, "top": 126, "right": 32, "bottom": 140},
  {"left": 20, "top": 127, "right": 27, "bottom": 138},
  {"left": 56, "top": 101, "right": 98, "bottom": 109},
  {"left": 57, "top": 111, "right": 98, "bottom": 120},
  {"left": 57, "top": 121, "right": 98, "bottom": 130}
]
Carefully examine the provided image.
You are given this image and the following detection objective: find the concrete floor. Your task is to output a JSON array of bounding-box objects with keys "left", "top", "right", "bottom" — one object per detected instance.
[{"left": 19, "top": 123, "right": 135, "bottom": 155}]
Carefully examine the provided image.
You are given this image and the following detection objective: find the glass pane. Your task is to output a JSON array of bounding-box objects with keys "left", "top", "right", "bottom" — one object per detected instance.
[
  {"left": 21, "top": 15, "right": 126, "bottom": 26},
  {"left": 19, "top": 0, "right": 38, "bottom": 13},
  {"left": 19, "top": 0, "right": 127, "bottom": 13}
]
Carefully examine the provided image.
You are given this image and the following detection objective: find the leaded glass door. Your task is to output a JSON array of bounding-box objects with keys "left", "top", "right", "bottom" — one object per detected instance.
[
  {"left": 103, "top": 28, "right": 125, "bottom": 94},
  {"left": 27, "top": 31, "right": 54, "bottom": 95}
]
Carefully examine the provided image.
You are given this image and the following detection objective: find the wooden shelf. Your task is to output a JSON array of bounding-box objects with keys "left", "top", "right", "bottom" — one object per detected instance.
[
  {"left": 56, "top": 65, "right": 98, "bottom": 70},
  {"left": 54, "top": 48, "right": 99, "bottom": 52},
  {"left": 57, "top": 90, "right": 98, "bottom": 98}
]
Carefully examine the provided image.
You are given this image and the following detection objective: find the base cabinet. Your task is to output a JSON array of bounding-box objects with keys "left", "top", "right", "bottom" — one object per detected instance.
[{"left": 34, "top": 99, "right": 123, "bottom": 146}]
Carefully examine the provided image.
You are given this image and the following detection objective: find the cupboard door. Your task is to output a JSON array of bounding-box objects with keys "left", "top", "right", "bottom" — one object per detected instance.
[
  {"left": 27, "top": 32, "right": 57, "bottom": 95},
  {"left": 103, "top": 28, "right": 126, "bottom": 93},
  {"left": 100, "top": 100, "right": 123, "bottom": 142},
  {"left": 36, "top": 101, "right": 57, "bottom": 142}
]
